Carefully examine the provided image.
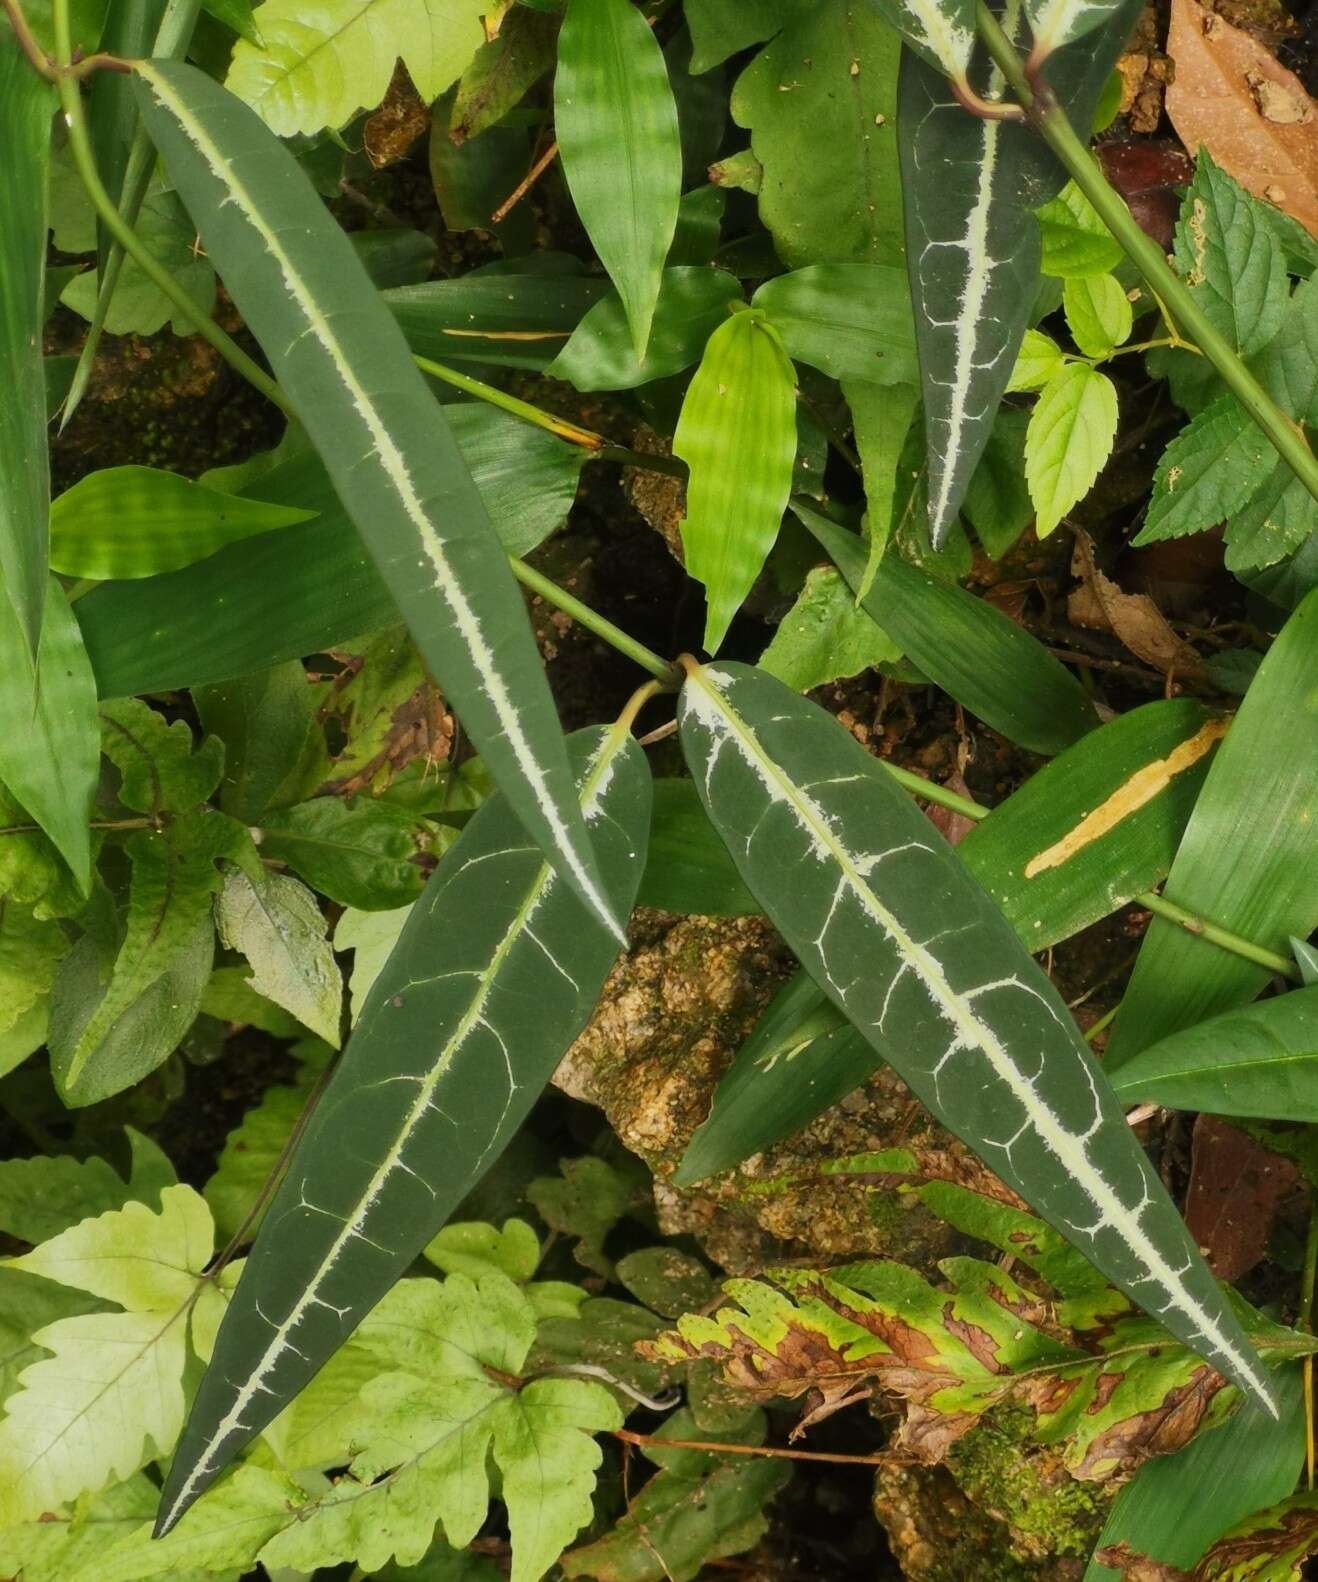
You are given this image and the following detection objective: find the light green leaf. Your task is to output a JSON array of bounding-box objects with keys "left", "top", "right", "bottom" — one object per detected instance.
[
  {"left": 0, "top": 1000, "right": 48, "bottom": 1079},
  {"left": 0, "top": 1472, "right": 164, "bottom": 1582},
  {"left": 0, "top": 1141, "right": 147, "bottom": 1245},
  {"left": 225, "top": 0, "right": 487, "bottom": 135},
  {"left": 156, "top": 728, "right": 650, "bottom": 1535},
  {"left": 674, "top": 309, "right": 797, "bottom": 654},
  {"left": 216, "top": 868, "right": 342, "bottom": 1048},
  {"left": 752, "top": 263, "right": 917, "bottom": 386},
  {"left": 204, "top": 1079, "right": 306, "bottom": 1242},
  {"left": 548, "top": 266, "right": 742, "bottom": 392},
  {"left": 50, "top": 466, "right": 315, "bottom": 579},
  {"left": 0, "top": 34, "right": 55, "bottom": 659},
  {"left": 1136, "top": 394, "right": 1273, "bottom": 547},
  {"left": 135, "top": 62, "right": 620, "bottom": 939},
  {"left": 1007, "top": 328, "right": 1067, "bottom": 392},
  {"left": 424, "top": 1219, "right": 541, "bottom": 1283},
  {"left": 334, "top": 902, "right": 413, "bottom": 1020},
  {"left": 0, "top": 901, "right": 69, "bottom": 1039},
  {"left": 1063, "top": 272, "right": 1132, "bottom": 357},
  {"left": 1106, "top": 586, "right": 1318, "bottom": 1067},
  {"left": 0, "top": 1186, "right": 215, "bottom": 1523},
  {"left": 99, "top": 697, "right": 225, "bottom": 817},
  {"left": 0, "top": 580, "right": 99, "bottom": 891},
  {"left": 1025, "top": 363, "right": 1118, "bottom": 536},
  {"left": 1110, "top": 988, "right": 1318, "bottom": 1121},
  {"left": 676, "top": 659, "right": 1276, "bottom": 1413},
  {"left": 1037, "top": 180, "right": 1123, "bottom": 278},
  {"left": 260, "top": 797, "right": 424, "bottom": 911},
  {"left": 555, "top": 0, "right": 682, "bottom": 359},
  {"left": 759, "top": 565, "right": 902, "bottom": 690}
]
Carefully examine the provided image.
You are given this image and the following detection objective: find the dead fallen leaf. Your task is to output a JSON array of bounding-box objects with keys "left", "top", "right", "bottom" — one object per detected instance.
[
  {"left": 363, "top": 63, "right": 432, "bottom": 169},
  {"left": 1068, "top": 530, "right": 1206, "bottom": 680},
  {"left": 1165, "top": 0, "right": 1318, "bottom": 237},
  {"left": 922, "top": 770, "right": 978, "bottom": 847},
  {"left": 1094, "top": 1544, "right": 1188, "bottom": 1580},
  {"left": 1184, "top": 1114, "right": 1301, "bottom": 1281}
]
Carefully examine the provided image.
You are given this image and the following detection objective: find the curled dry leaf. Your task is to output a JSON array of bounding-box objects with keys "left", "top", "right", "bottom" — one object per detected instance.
[
  {"left": 1069, "top": 529, "right": 1206, "bottom": 680},
  {"left": 1184, "top": 1115, "right": 1302, "bottom": 1283},
  {"left": 1165, "top": 0, "right": 1318, "bottom": 237}
]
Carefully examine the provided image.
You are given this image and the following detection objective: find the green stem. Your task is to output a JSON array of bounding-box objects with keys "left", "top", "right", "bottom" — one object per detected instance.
[
  {"left": 974, "top": 0, "right": 1318, "bottom": 512},
  {"left": 509, "top": 557, "right": 680, "bottom": 685},
  {"left": 413, "top": 354, "right": 605, "bottom": 449}
]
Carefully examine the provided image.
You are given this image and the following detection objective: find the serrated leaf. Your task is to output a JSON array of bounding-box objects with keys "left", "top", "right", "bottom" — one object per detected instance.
[
  {"left": 759, "top": 565, "right": 902, "bottom": 690},
  {"left": 1038, "top": 180, "right": 1124, "bottom": 278},
  {"left": 0, "top": 1137, "right": 154, "bottom": 1245},
  {"left": 260, "top": 797, "right": 424, "bottom": 911},
  {"left": 555, "top": 0, "right": 682, "bottom": 359},
  {"left": 528, "top": 1156, "right": 639, "bottom": 1279},
  {"left": 1064, "top": 272, "right": 1132, "bottom": 357},
  {"left": 0, "top": 1185, "right": 215, "bottom": 1523},
  {"left": 224, "top": 0, "right": 486, "bottom": 135},
  {"left": 49, "top": 466, "right": 315, "bottom": 579},
  {"left": 1106, "top": 586, "right": 1318, "bottom": 1067},
  {"left": 216, "top": 868, "right": 342, "bottom": 1048},
  {"left": 548, "top": 266, "right": 742, "bottom": 393},
  {"left": 676, "top": 659, "right": 1276, "bottom": 1412},
  {"left": 156, "top": 727, "right": 649, "bottom": 1534},
  {"left": 0, "top": 1472, "right": 163, "bottom": 1582},
  {"left": 674, "top": 309, "right": 797, "bottom": 653},
  {"left": 99, "top": 697, "right": 225, "bottom": 816},
  {"left": 800, "top": 507, "right": 1099, "bottom": 754},
  {"left": 135, "top": 62, "right": 620, "bottom": 940},
  {"left": 0, "top": 900, "right": 69, "bottom": 1039},
  {"left": 0, "top": 34, "right": 55, "bottom": 659},
  {"left": 751, "top": 263, "right": 917, "bottom": 386},
  {"left": 1227, "top": 462, "right": 1318, "bottom": 575},
  {"left": 1137, "top": 395, "right": 1274, "bottom": 547},
  {"left": 1025, "top": 363, "right": 1118, "bottom": 535},
  {"left": 1007, "top": 328, "right": 1068, "bottom": 392},
  {"left": 204, "top": 1079, "right": 307, "bottom": 1243}
]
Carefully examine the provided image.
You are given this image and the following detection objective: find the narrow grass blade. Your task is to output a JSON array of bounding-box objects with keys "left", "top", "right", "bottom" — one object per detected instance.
[
  {"left": 154, "top": 725, "right": 650, "bottom": 1534},
  {"left": 134, "top": 61, "right": 621, "bottom": 937},
  {"left": 677, "top": 659, "right": 1276, "bottom": 1413}
]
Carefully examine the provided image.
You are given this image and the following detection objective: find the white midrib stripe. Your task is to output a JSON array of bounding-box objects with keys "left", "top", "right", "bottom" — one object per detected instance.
[
  {"left": 904, "top": 0, "right": 975, "bottom": 76},
  {"left": 138, "top": 66, "right": 620, "bottom": 943},
  {"left": 684, "top": 669, "right": 1274, "bottom": 1407},
  {"left": 157, "top": 734, "right": 623, "bottom": 1528}
]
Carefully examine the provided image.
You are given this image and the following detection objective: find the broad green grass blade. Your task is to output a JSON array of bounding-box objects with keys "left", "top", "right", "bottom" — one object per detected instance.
[
  {"left": 959, "top": 699, "right": 1224, "bottom": 949},
  {"left": 385, "top": 272, "right": 610, "bottom": 371},
  {"left": 677, "top": 659, "right": 1275, "bottom": 1412},
  {"left": 800, "top": 506, "right": 1097, "bottom": 754},
  {"left": 154, "top": 725, "right": 650, "bottom": 1534},
  {"left": 751, "top": 264, "right": 917, "bottom": 387},
  {"left": 899, "top": 0, "right": 1141, "bottom": 544},
  {"left": 79, "top": 417, "right": 587, "bottom": 698},
  {"left": 555, "top": 0, "right": 682, "bottom": 359},
  {"left": 1106, "top": 586, "right": 1318, "bottom": 1068},
  {"left": 675, "top": 310, "right": 798, "bottom": 654},
  {"left": 51, "top": 466, "right": 315, "bottom": 579},
  {"left": 132, "top": 61, "right": 619, "bottom": 937},
  {"left": 1110, "top": 989, "right": 1318, "bottom": 1121},
  {"left": 0, "top": 580, "right": 99, "bottom": 891},
  {"left": 0, "top": 36, "right": 56, "bottom": 658}
]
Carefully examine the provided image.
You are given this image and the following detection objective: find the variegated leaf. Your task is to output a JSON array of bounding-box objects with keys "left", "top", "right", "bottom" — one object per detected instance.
[
  {"left": 1026, "top": 0, "right": 1135, "bottom": 61},
  {"left": 676, "top": 659, "right": 1276, "bottom": 1414},
  {"left": 132, "top": 61, "right": 621, "bottom": 940},
  {"left": 869, "top": 0, "right": 977, "bottom": 82},
  {"left": 154, "top": 725, "right": 650, "bottom": 1534}
]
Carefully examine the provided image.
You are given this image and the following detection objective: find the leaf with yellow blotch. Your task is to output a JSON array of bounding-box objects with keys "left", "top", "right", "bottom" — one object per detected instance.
[{"left": 1165, "top": 0, "right": 1318, "bottom": 239}]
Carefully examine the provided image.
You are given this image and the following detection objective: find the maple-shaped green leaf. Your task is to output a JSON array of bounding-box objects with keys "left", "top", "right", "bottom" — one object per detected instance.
[
  {"left": 203, "top": 1079, "right": 308, "bottom": 1244},
  {"left": 225, "top": 0, "right": 487, "bottom": 135},
  {"left": 0, "top": 1186, "right": 215, "bottom": 1523},
  {"left": 0, "top": 900, "right": 69, "bottom": 1038},
  {"left": 215, "top": 867, "right": 343, "bottom": 1048},
  {"left": 423, "top": 1219, "right": 541, "bottom": 1284},
  {"left": 0, "top": 1473, "right": 162, "bottom": 1582},
  {"left": 0, "top": 1129, "right": 173, "bottom": 1245},
  {"left": 257, "top": 1271, "right": 622, "bottom": 1581},
  {"left": 98, "top": 698, "right": 225, "bottom": 818}
]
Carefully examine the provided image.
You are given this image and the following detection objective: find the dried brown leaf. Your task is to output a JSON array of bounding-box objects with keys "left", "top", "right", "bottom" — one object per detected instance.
[
  {"left": 1184, "top": 1115, "right": 1301, "bottom": 1282},
  {"left": 1068, "top": 530, "right": 1206, "bottom": 679}
]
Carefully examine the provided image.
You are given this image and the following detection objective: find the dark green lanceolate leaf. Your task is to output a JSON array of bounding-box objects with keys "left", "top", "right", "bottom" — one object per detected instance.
[
  {"left": 79, "top": 413, "right": 588, "bottom": 700},
  {"left": 155, "top": 726, "right": 651, "bottom": 1535},
  {"left": 637, "top": 779, "right": 759, "bottom": 916},
  {"left": 50, "top": 466, "right": 316, "bottom": 579},
  {"left": 751, "top": 264, "right": 917, "bottom": 387},
  {"left": 0, "top": 580, "right": 100, "bottom": 891},
  {"left": 1109, "top": 989, "right": 1318, "bottom": 1122},
  {"left": 959, "top": 699, "right": 1224, "bottom": 949},
  {"left": 801, "top": 507, "right": 1097, "bottom": 754},
  {"left": 676, "top": 660, "right": 1275, "bottom": 1412},
  {"left": 555, "top": 0, "right": 682, "bottom": 359},
  {"left": 385, "top": 273, "right": 610, "bottom": 371},
  {"left": 730, "top": 0, "right": 902, "bottom": 271},
  {"left": 674, "top": 310, "right": 797, "bottom": 653},
  {"left": 899, "top": 0, "right": 1141, "bottom": 544},
  {"left": 134, "top": 62, "right": 620, "bottom": 942},
  {"left": 260, "top": 797, "right": 424, "bottom": 911},
  {"left": 548, "top": 267, "right": 742, "bottom": 392},
  {"left": 1106, "top": 586, "right": 1318, "bottom": 1068},
  {"left": 0, "top": 35, "right": 54, "bottom": 658}
]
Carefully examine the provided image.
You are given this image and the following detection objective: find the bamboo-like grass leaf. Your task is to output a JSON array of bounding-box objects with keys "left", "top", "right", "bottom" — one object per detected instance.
[
  {"left": 900, "top": 0, "right": 1141, "bottom": 544},
  {"left": 1105, "top": 585, "right": 1318, "bottom": 1068},
  {"left": 677, "top": 659, "right": 1275, "bottom": 1413},
  {"left": 674, "top": 310, "right": 798, "bottom": 654},
  {"left": 132, "top": 61, "right": 621, "bottom": 940},
  {"left": 0, "top": 35, "right": 55, "bottom": 658},
  {"left": 555, "top": 0, "right": 682, "bottom": 359},
  {"left": 154, "top": 725, "right": 650, "bottom": 1534},
  {"left": 800, "top": 506, "right": 1097, "bottom": 754}
]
